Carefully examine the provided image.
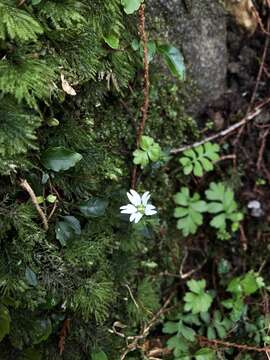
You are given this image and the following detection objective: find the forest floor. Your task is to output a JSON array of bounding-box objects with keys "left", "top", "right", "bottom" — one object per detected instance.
[{"left": 125, "top": 8, "right": 270, "bottom": 360}]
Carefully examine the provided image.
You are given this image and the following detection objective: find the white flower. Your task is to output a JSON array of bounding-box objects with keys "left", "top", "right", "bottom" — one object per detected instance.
[{"left": 120, "top": 189, "right": 157, "bottom": 224}]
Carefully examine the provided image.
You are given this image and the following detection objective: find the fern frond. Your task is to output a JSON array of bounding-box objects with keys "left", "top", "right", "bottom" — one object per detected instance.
[
  {"left": 0, "top": 0, "right": 43, "bottom": 42},
  {"left": 0, "top": 98, "right": 41, "bottom": 158},
  {"left": 0, "top": 57, "right": 56, "bottom": 108},
  {"left": 38, "top": 0, "right": 86, "bottom": 29}
]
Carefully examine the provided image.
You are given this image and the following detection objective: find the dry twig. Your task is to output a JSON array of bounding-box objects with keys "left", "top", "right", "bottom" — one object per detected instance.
[
  {"left": 170, "top": 96, "right": 270, "bottom": 155},
  {"left": 58, "top": 318, "right": 71, "bottom": 355},
  {"left": 198, "top": 335, "right": 270, "bottom": 354},
  {"left": 131, "top": 4, "right": 149, "bottom": 189},
  {"left": 119, "top": 291, "right": 176, "bottom": 360},
  {"left": 19, "top": 179, "right": 49, "bottom": 231},
  {"left": 256, "top": 128, "right": 270, "bottom": 170}
]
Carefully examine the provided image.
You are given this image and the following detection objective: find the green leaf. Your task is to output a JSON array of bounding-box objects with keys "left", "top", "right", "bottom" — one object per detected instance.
[
  {"left": 174, "top": 188, "right": 189, "bottom": 206},
  {"left": 133, "top": 149, "right": 149, "bottom": 167},
  {"left": 242, "top": 272, "right": 264, "bottom": 296},
  {"left": 180, "top": 143, "right": 220, "bottom": 177},
  {"left": 131, "top": 38, "right": 140, "bottom": 50},
  {"left": 148, "top": 143, "right": 161, "bottom": 161},
  {"left": 41, "top": 147, "right": 82, "bottom": 172},
  {"left": 174, "top": 207, "right": 189, "bottom": 218},
  {"left": 55, "top": 216, "right": 81, "bottom": 246},
  {"left": 207, "top": 202, "right": 224, "bottom": 213},
  {"left": 103, "top": 34, "right": 119, "bottom": 49},
  {"left": 180, "top": 323, "right": 196, "bottom": 342},
  {"left": 193, "top": 162, "right": 203, "bottom": 177},
  {"left": 200, "top": 157, "right": 214, "bottom": 172},
  {"left": 32, "top": 319, "right": 52, "bottom": 344},
  {"left": 140, "top": 135, "right": 154, "bottom": 150},
  {"left": 79, "top": 198, "right": 108, "bottom": 217},
  {"left": 31, "top": 0, "right": 42, "bottom": 4},
  {"left": 0, "top": 305, "right": 10, "bottom": 342},
  {"left": 207, "top": 326, "right": 216, "bottom": 340},
  {"left": 46, "top": 194, "right": 57, "bottom": 203},
  {"left": 195, "top": 348, "right": 215, "bottom": 360},
  {"left": 36, "top": 196, "right": 44, "bottom": 204},
  {"left": 121, "top": 0, "right": 142, "bottom": 14},
  {"left": 210, "top": 214, "right": 226, "bottom": 229},
  {"left": 187, "top": 279, "right": 206, "bottom": 294},
  {"left": 158, "top": 44, "right": 185, "bottom": 80},
  {"left": 25, "top": 267, "right": 38, "bottom": 287},
  {"left": 190, "top": 201, "right": 208, "bottom": 213},
  {"left": 163, "top": 321, "right": 179, "bottom": 334},
  {"left": 174, "top": 188, "right": 207, "bottom": 236},
  {"left": 184, "top": 280, "right": 213, "bottom": 314},
  {"left": 183, "top": 164, "right": 193, "bottom": 175},
  {"left": 91, "top": 351, "right": 108, "bottom": 360}
]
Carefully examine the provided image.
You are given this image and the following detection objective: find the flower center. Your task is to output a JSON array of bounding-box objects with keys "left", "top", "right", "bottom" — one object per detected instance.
[{"left": 137, "top": 204, "right": 145, "bottom": 214}]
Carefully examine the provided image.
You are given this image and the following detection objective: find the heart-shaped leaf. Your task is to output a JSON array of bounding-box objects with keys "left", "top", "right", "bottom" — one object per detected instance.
[
  {"left": 25, "top": 267, "right": 38, "bottom": 287},
  {"left": 158, "top": 44, "right": 185, "bottom": 80},
  {"left": 121, "top": 0, "right": 142, "bottom": 14},
  {"left": 103, "top": 34, "right": 120, "bottom": 49},
  {"left": 41, "top": 147, "right": 82, "bottom": 172},
  {"left": 79, "top": 198, "right": 108, "bottom": 217},
  {"left": 55, "top": 216, "right": 81, "bottom": 246}
]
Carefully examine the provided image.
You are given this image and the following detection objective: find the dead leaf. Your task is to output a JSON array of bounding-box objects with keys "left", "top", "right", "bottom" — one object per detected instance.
[
  {"left": 61, "top": 73, "right": 77, "bottom": 96},
  {"left": 225, "top": 0, "right": 258, "bottom": 33}
]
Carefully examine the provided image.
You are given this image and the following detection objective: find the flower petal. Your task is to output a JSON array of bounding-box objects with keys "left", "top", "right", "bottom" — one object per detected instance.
[
  {"left": 127, "top": 189, "right": 141, "bottom": 206},
  {"left": 134, "top": 212, "right": 143, "bottom": 223},
  {"left": 130, "top": 212, "right": 138, "bottom": 223},
  {"left": 145, "top": 204, "right": 157, "bottom": 216},
  {"left": 120, "top": 204, "right": 137, "bottom": 214},
  {"left": 141, "top": 191, "right": 151, "bottom": 206}
]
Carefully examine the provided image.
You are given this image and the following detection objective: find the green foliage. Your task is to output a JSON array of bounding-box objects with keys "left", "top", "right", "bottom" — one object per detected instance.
[
  {"left": 0, "top": 1, "right": 43, "bottom": 41},
  {"left": 179, "top": 142, "right": 220, "bottom": 177},
  {"left": 0, "top": 305, "right": 10, "bottom": 341},
  {"left": 103, "top": 34, "right": 119, "bottom": 49},
  {"left": 127, "top": 278, "right": 160, "bottom": 324},
  {"left": 91, "top": 351, "right": 108, "bottom": 360},
  {"left": 206, "top": 182, "right": 244, "bottom": 237},
  {"left": 195, "top": 348, "right": 215, "bottom": 360},
  {"left": 41, "top": 147, "right": 83, "bottom": 172},
  {"left": 184, "top": 280, "right": 213, "bottom": 314},
  {"left": 0, "top": 0, "right": 265, "bottom": 357},
  {"left": 0, "top": 58, "right": 56, "bottom": 109},
  {"left": 121, "top": 0, "right": 143, "bottom": 14},
  {"left": 174, "top": 183, "right": 244, "bottom": 239},
  {"left": 55, "top": 215, "right": 81, "bottom": 246},
  {"left": 226, "top": 271, "right": 264, "bottom": 297},
  {"left": 157, "top": 44, "right": 186, "bottom": 80},
  {"left": 174, "top": 187, "right": 208, "bottom": 236},
  {"left": 79, "top": 198, "right": 108, "bottom": 218},
  {"left": 133, "top": 135, "right": 162, "bottom": 168},
  {"left": 0, "top": 98, "right": 41, "bottom": 174},
  {"left": 206, "top": 311, "right": 232, "bottom": 339}
]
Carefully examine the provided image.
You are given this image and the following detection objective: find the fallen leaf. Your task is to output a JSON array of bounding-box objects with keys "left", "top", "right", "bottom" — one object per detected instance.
[
  {"left": 61, "top": 73, "right": 76, "bottom": 96},
  {"left": 225, "top": 0, "right": 258, "bottom": 33}
]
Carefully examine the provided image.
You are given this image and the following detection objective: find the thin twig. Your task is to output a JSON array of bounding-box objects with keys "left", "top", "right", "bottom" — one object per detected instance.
[
  {"left": 131, "top": 4, "right": 149, "bottom": 189},
  {"left": 235, "top": 14, "right": 270, "bottom": 143},
  {"left": 179, "top": 248, "right": 207, "bottom": 279},
  {"left": 125, "top": 284, "right": 140, "bottom": 309},
  {"left": 170, "top": 96, "right": 270, "bottom": 155},
  {"left": 256, "top": 128, "right": 270, "bottom": 170},
  {"left": 120, "top": 291, "right": 176, "bottom": 360},
  {"left": 19, "top": 179, "right": 49, "bottom": 231},
  {"left": 198, "top": 336, "right": 270, "bottom": 353}
]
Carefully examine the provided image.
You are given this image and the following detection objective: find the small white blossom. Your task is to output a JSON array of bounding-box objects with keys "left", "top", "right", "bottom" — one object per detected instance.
[{"left": 120, "top": 189, "right": 157, "bottom": 224}]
